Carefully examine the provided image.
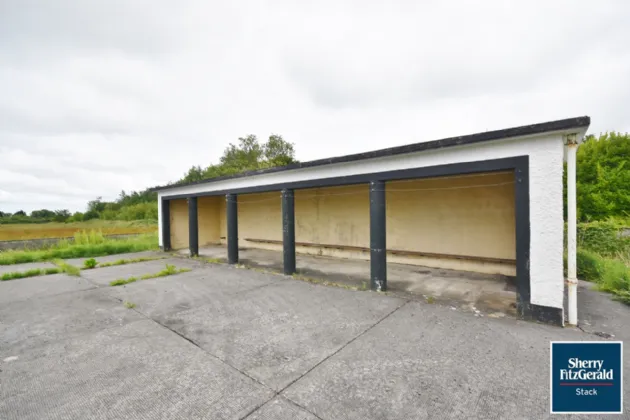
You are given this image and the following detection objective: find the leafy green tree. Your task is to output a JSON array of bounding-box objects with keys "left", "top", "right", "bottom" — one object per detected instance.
[
  {"left": 30, "top": 209, "right": 56, "bottom": 220},
  {"left": 178, "top": 133, "right": 297, "bottom": 185},
  {"left": 575, "top": 132, "right": 630, "bottom": 222},
  {"left": 263, "top": 134, "right": 296, "bottom": 168},
  {"left": 53, "top": 209, "right": 71, "bottom": 222},
  {"left": 180, "top": 165, "right": 206, "bottom": 184},
  {"left": 68, "top": 212, "right": 84, "bottom": 222},
  {"left": 87, "top": 197, "right": 106, "bottom": 214},
  {"left": 220, "top": 134, "right": 264, "bottom": 172}
]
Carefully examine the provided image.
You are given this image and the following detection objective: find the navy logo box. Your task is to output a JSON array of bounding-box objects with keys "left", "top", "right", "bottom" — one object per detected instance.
[{"left": 550, "top": 341, "right": 623, "bottom": 414}]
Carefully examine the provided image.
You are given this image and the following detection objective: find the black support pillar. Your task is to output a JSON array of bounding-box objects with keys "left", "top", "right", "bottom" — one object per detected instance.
[
  {"left": 370, "top": 180, "right": 387, "bottom": 291},
  {"left": 282, "top": 189, "right": 296, "bottom": 275},
  {"left": 188, "top": 196, "right": 198, "bottom": 257},
  {"left": 226, "top": 193, "right": 239, "bottom": 264},
  {"left": 161, "top": 199, "right": 171, "bottom": 251}
]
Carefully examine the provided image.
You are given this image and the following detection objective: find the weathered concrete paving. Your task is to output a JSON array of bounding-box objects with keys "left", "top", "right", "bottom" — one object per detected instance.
[
  {"left": 0, "top": 253, "right": 628, "bottom": 419},
  {"left": 0, "top": 273, "right": 93, "bottom": 305},
  {"left": 80, "top": 257, "right": 202, "bottom": 286},
  {"left": 106, "top": 265, "right": 279, "bottom": 319},
  {"left": 0, "top": 319, "right": 273, "bottom": 420},
  {"left": 0, "top": 288, "right": 141, "bottom": 354},
  {"left": 189, "top": 246, "right": 517, "bottom": 315},
  {"left": 159, "top": 280, "right": 404, "bottom": 391},
  {"left": 282, "top": 301, "right": 596, "bottom": 420},
  {"left": 245, "top": 397, "right": 319, "bottom": 420}
]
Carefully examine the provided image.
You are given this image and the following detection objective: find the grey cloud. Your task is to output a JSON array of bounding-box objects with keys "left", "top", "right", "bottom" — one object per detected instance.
[
  {"left": 0, "top": 0, "right": 629, "bottom": 213},
  {"left": 281, "top": 1, "right": 630, "bottom": 109},
  {"left": 0, "top": 0, "right": 187, "bottom": 56}
]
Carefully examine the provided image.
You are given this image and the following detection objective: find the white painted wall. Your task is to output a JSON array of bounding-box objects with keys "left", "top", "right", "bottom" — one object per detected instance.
[{"left": 157, "top": 128, "right": 587, "bottom": 311}]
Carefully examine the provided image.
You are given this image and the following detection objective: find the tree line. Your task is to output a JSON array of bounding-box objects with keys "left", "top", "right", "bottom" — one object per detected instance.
[
  {"left": 2, "top": 132, "right": 628, "bottom": 225},
  {"left": 0, "top": 134, "right": 298, "bottom": 224}
]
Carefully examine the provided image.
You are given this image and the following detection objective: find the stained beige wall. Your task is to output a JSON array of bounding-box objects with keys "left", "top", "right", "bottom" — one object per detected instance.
[
  {"left": 186, "top": 172, "right": 516, "bottom": 275},
  {"left": 387, "top": 172, "right": 515, "bottom": 260},
  {"left": 296, "top": 185, "right": 369, "bottom": 247},
  {"left": 217, "top": 186, "right": 369, "bottom": 250},
  {"left": 169, "top": 199, "right": 189, "bottom": 250},
  {"left": 237, "top": 192, "right": 283, "bottom": 246},
  {"left": 198, "top": 196, "right": 221, "bottom": 246}
]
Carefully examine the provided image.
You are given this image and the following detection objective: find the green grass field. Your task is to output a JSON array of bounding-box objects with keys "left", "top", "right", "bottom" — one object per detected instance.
[
  {"left": 0, "top": 230, "right": 159, "bottom": 265},
  {"left": 0, "top": 220, "right": 157, "bottom": 241}
]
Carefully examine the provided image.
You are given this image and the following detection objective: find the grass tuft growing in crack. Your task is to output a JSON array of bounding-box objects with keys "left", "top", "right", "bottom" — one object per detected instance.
[
  {"left": 83, "top": 258, "right": 98, "bottom": 269},
  {"left": 109, "top": 264, "right": 191, "bottom": 287},
  {"left": 110, "top": 276, "right": 138, "bottom": 286},
  {"left": 1, "top": 267, "right": 62, "bottom": 281},
  {"left": 123, "top": 301, "right": 136, "bottom": 309},
  {"left": 98, "top": 256, "right": 166, "bottom": 268},
  {"left": 53, "top": 260, "right": 81, "bottom": 276}
]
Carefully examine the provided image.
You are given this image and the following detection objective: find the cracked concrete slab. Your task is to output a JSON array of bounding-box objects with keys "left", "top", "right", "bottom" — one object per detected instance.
[
  {"left": 160, "top": 279, "right": 405, "bottom": 391},
  {"left": 245, "top": 397, "right": 320, "bottom": 420},
  {"left": 282, "top": 301, "right": 625, "bottom": 420},
  {"left": 106, "top": 266, "right": 279, "bottom": 319},
  {"left": 80, "top": 258, "right": 202, "bottom": 286},
  {"left": 0, "top": 273, "right": 94, "bottom": 305},
  {"left": 2, "top": 251, "right": 629, "bottom": 419},
  {"left": 0, "top": 288, "right": 143, "bottom": 354},
  {"left": 0, "top": 319, "right": 274, "bottom": 420}
]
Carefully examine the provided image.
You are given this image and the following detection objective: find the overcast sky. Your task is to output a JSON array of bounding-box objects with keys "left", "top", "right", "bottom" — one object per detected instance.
[{"left": 1, "top": 1, "right": 629, "bottom": 213}]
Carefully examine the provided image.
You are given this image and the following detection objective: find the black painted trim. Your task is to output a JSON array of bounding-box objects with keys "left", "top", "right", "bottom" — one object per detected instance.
[
  {"left": 526, "top": 304, "right": 564, "bottom": 326},
  {"left": 161, "top": 199, "right": 171, "bottom": 251},
  {"left": 282, "top": 189, "right": 296, "bottom": 275},
  {"left": 151, "top": 116, "right": 589, "bottom": 192},
  {"left": 514, "top": 158, "right": 530, "bottom": 317},
  {"left": 227, "top": 194, "right": 239, "bottom": 264},
  {"left": 370, "top": 180, "right": 387, "bottom": 291},
  {"left": 188, "top": 197, "right": 199, "bottom": 257}
]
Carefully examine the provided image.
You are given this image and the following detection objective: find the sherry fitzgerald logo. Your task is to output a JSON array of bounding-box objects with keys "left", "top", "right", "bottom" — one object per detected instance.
[{"left": 550, "top": 341, "right": 623, "bottom": 414}]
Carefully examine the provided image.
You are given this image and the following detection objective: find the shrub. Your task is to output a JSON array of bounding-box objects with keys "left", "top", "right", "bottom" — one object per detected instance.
[
  {"left": 116, "top": 203, "right": 158, "bottom": 221},
  {"left": 67, "top": 212, "right": 84, "bottom": 222},
  {"left": 577, "top": 220, "right": 630, "bottom": 256},
  {"left": 83, "top": 258, "right": 98, "bottom": 269},
  {"left": 73, "top": 230, "right": 106, "bottom": 246},
  {"left": 576, "top": 249, "right": 605, "bottom": 282},
  {"left": 612, "top": 290, "right": 630, "bottom": 305},
  {"left": 598, "top": 258, "right": 630, "bottom": 294}
]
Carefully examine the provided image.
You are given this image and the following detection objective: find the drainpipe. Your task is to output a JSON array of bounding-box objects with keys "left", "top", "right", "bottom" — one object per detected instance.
[{"left": 565, "top": 134, "right": 578, "bottom": 326}]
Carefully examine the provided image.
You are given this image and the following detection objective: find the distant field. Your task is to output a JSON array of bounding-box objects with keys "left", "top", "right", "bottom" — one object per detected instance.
[{"left": 0, "top": 220, "right": 158, "bottom": 241}]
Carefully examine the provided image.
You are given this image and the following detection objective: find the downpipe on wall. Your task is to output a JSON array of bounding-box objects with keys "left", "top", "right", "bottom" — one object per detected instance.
[{"left": 566, "top": 135, "right": 578, "bottom": 326}]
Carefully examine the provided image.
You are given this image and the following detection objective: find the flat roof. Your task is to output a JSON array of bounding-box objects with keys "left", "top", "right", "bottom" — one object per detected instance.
[{"left": 152, "top": 115, "right": 590, "bottom": 192}]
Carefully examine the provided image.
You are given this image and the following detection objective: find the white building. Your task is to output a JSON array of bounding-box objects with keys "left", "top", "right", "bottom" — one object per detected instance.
[{"left": 152, "top": 116, "right": 590, "bottom": 326}]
